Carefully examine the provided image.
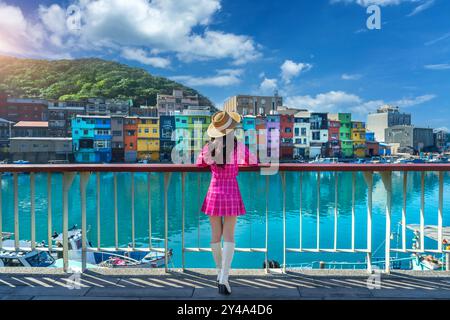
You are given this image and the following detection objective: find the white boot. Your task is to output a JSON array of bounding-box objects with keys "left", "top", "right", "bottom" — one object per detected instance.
[
  {"left": 219, "top": 242, "right": 235, "bottom": 295},
  {"left": 210, "top": 242, "right": 222, "bottom": 283}
]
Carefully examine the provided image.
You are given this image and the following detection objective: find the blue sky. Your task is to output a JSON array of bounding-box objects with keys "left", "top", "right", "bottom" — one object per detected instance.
[{"left": 0, "top": 0, "right": 449, "bottom": 129}]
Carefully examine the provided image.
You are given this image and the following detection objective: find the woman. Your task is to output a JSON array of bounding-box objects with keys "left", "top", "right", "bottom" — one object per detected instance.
[{"left": 196, "top": 111, "right": 257, "bottom": 295}]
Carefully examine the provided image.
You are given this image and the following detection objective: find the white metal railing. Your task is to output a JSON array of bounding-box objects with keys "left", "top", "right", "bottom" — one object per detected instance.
[{"left": 0, "top": 164, "right": 449, "bottom": 274}]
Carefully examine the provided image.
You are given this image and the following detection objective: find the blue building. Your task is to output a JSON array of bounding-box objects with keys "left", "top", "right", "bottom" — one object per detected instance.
[
  {"left": 159, "top": 115, "right": 175, "bottom": 162},
  {"left": 72, "top": 115, "right": 112, "bottom": 163},
  {"left": 366, "top": 131, "right": 375, "bottom": 142}
]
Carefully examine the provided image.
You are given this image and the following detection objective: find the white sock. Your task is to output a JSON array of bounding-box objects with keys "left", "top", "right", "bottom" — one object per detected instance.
[
  {"left": 220, "top": 242, "right": 235, "bottom": 284},
  {"left": 210, "top": 242, "right": 222, "bottom": 281}
]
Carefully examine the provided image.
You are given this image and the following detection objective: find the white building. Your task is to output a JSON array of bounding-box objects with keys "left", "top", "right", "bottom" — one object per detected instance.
[
  {"left": 367, "top": 105, "right": 411, "bottom": 143},
  {"left": 293, "top": 111, "right": 310, "bottom": 159}
]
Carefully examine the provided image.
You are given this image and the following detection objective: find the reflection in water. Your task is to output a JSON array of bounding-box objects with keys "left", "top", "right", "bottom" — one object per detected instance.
[{"left": 0, "top": 171, "right": 449, "bottom": 268}]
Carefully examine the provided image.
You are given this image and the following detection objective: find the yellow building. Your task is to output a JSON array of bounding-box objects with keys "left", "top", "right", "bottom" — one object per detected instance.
[
  {"left": 137, "top": 117, "right": 160, "bottom": 161},
  {"left": 352, "top": 121, "right": 367, "bottom": 158}
]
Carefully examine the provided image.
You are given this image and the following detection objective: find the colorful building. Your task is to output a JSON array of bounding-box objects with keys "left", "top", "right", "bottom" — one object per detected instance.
[
  {"left": 47, "top": 100, "right": 86, "bottom": 137},
  {"left": 327, "top": 119, "right": 341, "bottom": 158},
  {"left": 160, "top": 116, "right": 176, "bottom": 162},
  {"left": 137, "top": 117, "right": 160, "bottom": 161},
  {"left": 72, "top": 115, "right": 112, "bottom": 163},
  {"left": 330, "top": 113, "right": 353, "bottom": 158},
  {"left": 188, "top": 114, "right": 210, "bottom": 154},
  {"left": 255, "top": 116, "right": 266, "bottom": 161},
  {"left": 0, "top": 96, "right": 48, "bottom": 122},
  {"left": 0, "top": 117, "right": 13, "bottom": 160},
  {"left": 280, "top": 114, "right": 294, "bottom": 160},
  {"left": 310, "top": 113, "right": 329, "bottom": 159},
  {"left": 124, "top": 117, "right": 138, "bottom": 162},
  {"left": 352, "top": 121, "right": 367, "bottom": 158},
  {"left": 293, "top": 111, "right": 310, "bottom": 159},
  {"left": 242, "top": 116, "right": 257, "bottom": 147},
  {"left": 111, "top": 115, "right": 125, "bottom": 163},
  {"left": 266, "top": 115, "right": 280, "bottom": 158},
  {"left": 366, "top": 141, "right": 380, "bottom": 157}
]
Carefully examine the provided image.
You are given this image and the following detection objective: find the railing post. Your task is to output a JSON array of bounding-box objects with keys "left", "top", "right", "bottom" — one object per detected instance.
[
  {"left": 351, "top": 172, "right": 356, "bottom": 252},
  {"left": 420, "top": 172, "right": 425, "bottom": 252},
  {"left": 96, "top": 172, "right": 101, "bottom": 251},
  {"left": 316, "top": 172, "right": 321, "bottom": 251},
  {"left": 299, "top": 172, "right": 303, "bottom": 252},
  {"left": 181, "top": 172, "right": 186, "bottom": 272},
  {"left": 0, "top": 173, "right": 2, "bottom": 249},
  {"left": 402, "top": 172, "right": 407, "bottom": 252},
  {"left": 363, "top": 172, "right": 373, "bottom": 273},
  {"left": 80, "top": 172, "right": 91, "bottom": 272},
  {"left": 281, "top": 171, "right": 286, "bottom": 273},
  {"left": 30, "top": 173, "right": 35, "bottom": 250},
  {"left": 114, "top": 173, "right": 118, "bottom": 250},
  {"left": 265, "top": 175, "right": 269, "bottom": 274},
  {"left": 334, "top": 172, "right": 338, "bottom": 251},
  {"left": 13, "top": 173, "right": 19, "bottom": 251},
  {"left": 148, "top": 172, "right": 153, "bottom": 250},
  {"left": 381, "top": 171, "right": 392, "bottom": 274},
  {"left": 438, "top": 172, "right": 443, "bottom": 253},
  {"left": 47, "top": 173, "right": 52, "bottom": 253},
  {"left": 131, "top": 172, "right": 135, "bottom": 249},
  {"left": 164, "top": 172, "right": 172, "bottom": 273},
  {"left": 62, "top": 172, "right": 76, "bottom": 272}
]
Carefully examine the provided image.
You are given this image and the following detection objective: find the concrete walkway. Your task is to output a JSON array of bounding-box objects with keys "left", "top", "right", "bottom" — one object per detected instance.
[{"left": 1, "top": 269, "right": 450, "bottom": 300}]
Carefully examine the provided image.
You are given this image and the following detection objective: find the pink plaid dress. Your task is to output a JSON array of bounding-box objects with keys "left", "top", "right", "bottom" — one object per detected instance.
[{"left": 196, "top": 142, "right": 257, "bottom": 217}]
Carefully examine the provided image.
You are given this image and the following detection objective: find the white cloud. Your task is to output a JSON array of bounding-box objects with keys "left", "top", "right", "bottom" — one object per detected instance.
[
  {"left": 424, "top": 64, "right": 450, "bottom": 70},
  {"left": 407, "top": 0, "right": 435, "bottom": 16},
  {"left": 331, "top": 0, "right": 421, "bottom": 6},
  {"left": 280, "top": 60, "right": 312, "bottom": 83},
  {"left": 285, "top": 91, "right": 435, "bottom": 117},
  {"left": 342, "top": 73, "right": 362, "bottom": 80},
  {"left": 435, "top": 127, "right": 449, "bottom": 133},
  {"left": 121, "top": 48, "right": 170, "bottom": 69},
  {"left": 259, "top": 78, "right": 278, "bottom": 95},
  {"left": 394, "top": 94, "right": 436, "bottom": 107},
  {"left": 171, "top": 69, "right": 243, "bottom": 87},
  {"left": 0, "top": 0, "right": 260, "bottom": 65},
  {"left": 286, "top": 91, "right": 362, "bottom": 113},
  {"left": 0, "top": 1, "right": 46, "bottom": 55}
]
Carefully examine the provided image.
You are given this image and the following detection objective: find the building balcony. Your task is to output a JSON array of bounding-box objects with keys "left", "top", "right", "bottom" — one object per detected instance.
[{"left": 0, "top": 164, "right": 449, "bottom": 300}]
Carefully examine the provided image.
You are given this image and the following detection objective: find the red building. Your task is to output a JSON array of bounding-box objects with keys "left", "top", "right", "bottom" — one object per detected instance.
[
  {"left": 366, "top": 141, "right": 380, "bottom": 157},
  {"left": 124, "top": 116, "right": 138, "bottom": 162},
  {"left": 280, "top": 114, "right": 294, "bottom": 160},
  {"left": 0, "top": 96, "right": 48, "bottom": 122},
  {"left": 327, "top": 120, "right": 341, "bottom": 158}
]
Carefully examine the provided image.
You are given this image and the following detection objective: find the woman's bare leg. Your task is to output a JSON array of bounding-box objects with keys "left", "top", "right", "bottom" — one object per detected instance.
[
  {"left": 209, "top": 216, "right": 223, "bottom": 243},
  {"left": 222, "top": 216, "right": 237, "bottom": 243}
]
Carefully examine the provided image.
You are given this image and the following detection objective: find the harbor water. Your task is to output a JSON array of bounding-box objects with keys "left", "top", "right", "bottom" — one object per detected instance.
[{"left": 1, "top": 171, "right": 449, "bottom": 269}]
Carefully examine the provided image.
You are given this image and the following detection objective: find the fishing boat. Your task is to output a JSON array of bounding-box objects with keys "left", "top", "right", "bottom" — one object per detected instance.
[
  {"left": 407, "top": 224, "right": 450, "bottom": 271},
  {"left": 50, "top": 226, "right": 173, "bottom": 269},
  {"left": 309, "top": 157, "right": 339, "bottom": 164},
  {"left": 1, "top": 232, "right": 13, "bottom": 241},
  {"left": 0, "top": 240, "right": 56, "bottom": 268}
]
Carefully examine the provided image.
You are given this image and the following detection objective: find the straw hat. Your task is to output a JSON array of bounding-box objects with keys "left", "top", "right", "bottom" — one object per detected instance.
[{"left": 207, "top": 111, "right": 242, "bottom": 138}]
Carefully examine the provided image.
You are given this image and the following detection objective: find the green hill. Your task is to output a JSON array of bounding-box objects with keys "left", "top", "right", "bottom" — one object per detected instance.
[{"left": 0, "top": 56, "right": 214, "bottom": 107}]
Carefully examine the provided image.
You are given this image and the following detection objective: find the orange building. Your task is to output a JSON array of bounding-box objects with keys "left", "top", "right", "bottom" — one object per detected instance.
[{"left": 124, "top": 116, "right": 138, "bottom": 162}]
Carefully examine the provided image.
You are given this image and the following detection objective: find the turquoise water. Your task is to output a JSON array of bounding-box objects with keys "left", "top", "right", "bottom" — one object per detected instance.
[{"left": 1, "top": 171, "right": 449, "bottom": 268}]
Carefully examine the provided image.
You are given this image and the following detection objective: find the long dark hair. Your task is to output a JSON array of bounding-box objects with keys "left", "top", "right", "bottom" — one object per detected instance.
[{"left": 209, "top": 135, "right": 238, "bottom": 167}]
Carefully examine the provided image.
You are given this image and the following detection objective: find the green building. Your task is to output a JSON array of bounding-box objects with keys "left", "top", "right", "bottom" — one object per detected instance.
[{"left": 330, "top": 113, "right": 353, "bottom": 158}]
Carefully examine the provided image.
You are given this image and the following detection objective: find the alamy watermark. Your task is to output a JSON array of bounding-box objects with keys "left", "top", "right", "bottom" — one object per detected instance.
[
  {"left": 170, "top": 125, "right": 281, "bottom": 175},
  {"left": 367, "top": 266, "right": 382, "bottom": 290},
  {"left": 367, "top": 5, "right": 381, "bottom": 30}
]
